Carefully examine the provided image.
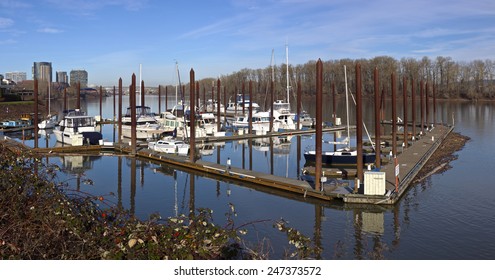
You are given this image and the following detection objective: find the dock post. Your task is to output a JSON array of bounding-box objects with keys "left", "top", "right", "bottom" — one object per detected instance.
[
  {"left": 356, "top": 63, "right": 364, "bottom": 191},
  {"left": 223, "top": 85, "right": 227, "bottom": 126},
  {"left": 190, "top": 69, "right": 196, "bottom": 163},
  {"left": 297, "top": 79, "right": 301, "bottom": 130},
  {"left": 315, "top": 59, "right": 323, "bottom": 192},
  {"left": 217, "top": 79, "right": 221, "bottom": 132},
  {"left": 64, "top": 88, "right": 67, "bottom": 113},
  {"left": 130, "top": 74, "right": 137, "bottom": 156},
  {"left": 76, "top": 81, "right": 81, "bottom": 110},
  {"left": 113, "top": 86, "right": 116, "bottom": 121},
  {"left": 158, "top": 85, "right": 161, "bottom": 114},
  {"left": 99, "top": 85, "right": 103, "bottom": 120},
  {"left": 34, "top": 79, "right": 39, "bottom": 149},
  {"left": 411, "top": 78, "right": 416, "bottom": 140},
  {"left": 374, "top": 68, "right": 381, "bottom": 169},
  {"left": 425, "top": 81, "right": 429, "bottom": 129},
  {"left": 118, "top": 78, "right": 122, "bottom": 146},
  {"left": 202, "top": 86, "right": 206, "bottom": 113},
  {"left": 165, "top": 86, "right": 168, "bottom": 111},
  {"left": 433, "top": 83, "right": 437, "bottom": 125},
  {"left": 248, "top": 80, "right": 253, "bottom": 135},
  {"left": 141, "top": 80, "right": 145, "bottom": 108},
  {"left": 391, "top": 73, "right": 398, "bottom": 192},
  {"left": 332, "top": 82, "right": 336, "bottom": 125},
  {"left": 242, "top": 82, "right": 245, "bottom": 115},
  {"left": 403, "top": 76, "right": 408, "bottom": 147},
  {"left": 420, "top": 80, "right": 425, "bottom": 135}
]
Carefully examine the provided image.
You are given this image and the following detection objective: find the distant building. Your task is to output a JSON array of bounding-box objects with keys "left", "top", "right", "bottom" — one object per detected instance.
[
  {"left": 56, "top": 71, "right": 68, "bottom": 84},
  {"left": 5, "top": 71, "right": 27, "bottom": 83},
  {"left": 32, "top": 62, "right": 53, "bottom": 82},
  {"left": 70, "top": 70, "right": 88, "bottom": 88}
]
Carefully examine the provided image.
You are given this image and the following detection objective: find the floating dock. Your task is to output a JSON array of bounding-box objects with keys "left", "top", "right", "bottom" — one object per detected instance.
[{"left": 4, "top": 124, "right": 453, "bottom": 205}]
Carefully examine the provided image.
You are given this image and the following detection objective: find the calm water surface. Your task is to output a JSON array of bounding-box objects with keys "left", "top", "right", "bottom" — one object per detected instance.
[{"left": 13, "top": 96, "right": 495, "bottom": 259}]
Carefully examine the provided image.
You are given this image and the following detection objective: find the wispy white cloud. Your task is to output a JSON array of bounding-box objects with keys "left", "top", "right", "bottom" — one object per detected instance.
[
  {"left": 0, "top": 38, "right": 16, "bottom": 45},
  {"left": 0, "top": 17, "right": 14, "bottom": 29},
  {"left": 43, "top": 0, "right": 148, "bottom": 14},
  {"left": 0, "top": 0, "right": 32, "bottom": 9},
  {"left": 38, "top": 27, "right": 63, "bottom": 33}
]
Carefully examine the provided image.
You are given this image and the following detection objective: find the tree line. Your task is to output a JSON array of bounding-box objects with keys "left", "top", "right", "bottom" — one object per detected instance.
[{"left": 191, "top": 56, "right": 494, "bottom": 101}]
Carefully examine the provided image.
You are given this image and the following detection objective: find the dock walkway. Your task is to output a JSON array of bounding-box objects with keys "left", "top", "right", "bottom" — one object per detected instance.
[{"left": 7, "top": 124, "right": 453, "bottom": 205}]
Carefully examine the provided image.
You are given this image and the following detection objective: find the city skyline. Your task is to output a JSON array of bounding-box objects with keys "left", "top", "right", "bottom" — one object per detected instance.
[{"left": 1, "top": 0, "right": 494, "bottom": 87}]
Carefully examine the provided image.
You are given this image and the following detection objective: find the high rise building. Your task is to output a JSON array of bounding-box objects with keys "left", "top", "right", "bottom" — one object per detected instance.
[
  {"left": 32, "top": 62, "right": 52, "bottom": 82},
  {"left": 70, "top": 70, "right": 88, "bottom": 88},
  {"left": 5, "top": 71, "right": 27, "bottom": 83},
  {"left": 56, "top": 71, "right": 68, "bottom": 84}
]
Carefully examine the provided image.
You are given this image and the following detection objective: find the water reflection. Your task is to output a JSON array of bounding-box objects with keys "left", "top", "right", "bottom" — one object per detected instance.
[{"left": 12, "top": 97, "right": 495, "bottom": 259}]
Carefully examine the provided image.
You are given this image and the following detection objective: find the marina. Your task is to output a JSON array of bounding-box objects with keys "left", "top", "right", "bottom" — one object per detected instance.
[{"left": 1, "top": 67, "right": 491, "bottom": 260}]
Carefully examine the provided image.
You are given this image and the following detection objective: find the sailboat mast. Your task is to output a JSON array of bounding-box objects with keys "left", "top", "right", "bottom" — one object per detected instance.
[
  {"left": 286, "top": 43, "right": 290, "bottom": 104},
  {"left": 344, "top": 65, "right": 351, "bottom": 150},
  {"left": 175, "top": 62, "right": 179, "bottom": 107}
]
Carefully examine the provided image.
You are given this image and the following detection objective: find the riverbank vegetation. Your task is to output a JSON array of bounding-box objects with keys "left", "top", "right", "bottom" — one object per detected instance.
[{"left": 0, "top": 142, "right": 319, "bottom": 260}]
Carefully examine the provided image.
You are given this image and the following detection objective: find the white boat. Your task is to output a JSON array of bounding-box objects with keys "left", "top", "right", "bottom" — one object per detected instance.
[
  {"left": 53, "top": 109, "right": 102, "bottom": 146},
  {"left": 148, "top": 137, "right": 189, "bottom": 156},
  {"left": 232, "top": 111, "right": 280, "bottom": 134},
  {"left": 38, "top": 114, "right": 58, "bottom": 129},
  {"left": 205, "top": 99, "right": 225, "bottom": 114},
  {"left": 158, "top": 111, "right": 207, "bottom": 139},
  {"left": 121, "top": 105, "right": 164, "bottom": 139},
  {"left": 225, "top": 94, "right": 260, "bottom": 117},
  {"left": 297, "top": 111, "right": 315, "bottom": 127},
  {"left": 199, "top": 112, "right": 219, "bottom": 135}
]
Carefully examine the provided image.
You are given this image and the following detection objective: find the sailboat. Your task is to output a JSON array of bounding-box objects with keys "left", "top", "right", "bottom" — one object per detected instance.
[
  {"left": 38, "top": 82, "right": 58, "bottom": 129},
  {"left": 304, "top": 65, "right": 376, "bottom": 166},
  {"left": 271, "top": 44, "right": 300, "bottom": 130}
]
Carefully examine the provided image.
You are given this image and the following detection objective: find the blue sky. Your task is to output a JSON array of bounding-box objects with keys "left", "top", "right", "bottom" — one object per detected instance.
[{"left": 1, "top": 0, "right": 494, "bottom": 86}]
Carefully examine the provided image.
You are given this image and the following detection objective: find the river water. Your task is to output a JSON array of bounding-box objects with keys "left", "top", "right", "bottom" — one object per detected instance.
[{"left": 13, "top": 95, "right": 495, "bottom": 259}]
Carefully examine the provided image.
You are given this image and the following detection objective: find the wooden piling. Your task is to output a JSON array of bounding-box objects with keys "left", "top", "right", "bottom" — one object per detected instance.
[
  {"left": 141, "top": 80, "right": 145, "bottom": 108},
  {"left": 158, "top": 85, "right": 161, "bottom": 114},
  {"left": 131, "top": 74, "right": 137, "bottom": 155},
  {"left": 34, "top": 79, "right": 39, "bottom": 149},
  {"left": 76, "top": 81, "right": 81, "bottom": 109},
  {"left": 99, "top": 85, "right": 103, "bottom": 119},
  {"left": 391, "top": 73, "right": 397, "bottom": 157},
  {"left": 297, "top": 79, "right": 301, "bottom": 130},
  {"left": 420, "top": 80, "right": 425, "bottom": 135},
  {"left": 113, "top": 86, "right": 116, "bottom": 121},
  {"left": 315, "top": 59, "right": 323, "bottom": 192},
  {"left": 248, "top": 80, "right": 253, "bottom": 135},
  {"left": 190, "top": 69, "right": 196, "bottom": 163},
  {"left": 411, "top": 77, "right": 416, "bottom": 138},
  {"left": 403, "top": 76, "right": 408, "bottom": 147},
  {"left": 433, "top": 83, "right": 437, "bottom": 125},
  {"left": 118, "top": 78, "right": 122, "bottom": 146},
  {"left": 64, "top": 88, "right": 67, "bottom": 113},
  {"left": 374, "top": 68, "right": 381, "bottom": 169},
  {"left": 217, "top": 79, "right": 221, "bottom": 132},
  {"left": 425, "top": 81, "right": 429, "bottom": 128},
  {"left": 356, "top": 63, "right": 364, "bottom": 185}
]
